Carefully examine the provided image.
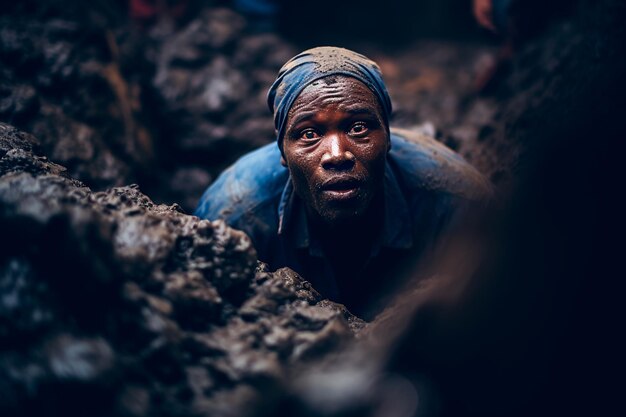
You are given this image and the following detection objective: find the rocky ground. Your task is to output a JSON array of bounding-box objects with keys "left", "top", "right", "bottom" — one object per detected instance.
[
  {"left": 1, "top": 0, "right": 625, "bottom": 416},
  {"left": 1, "top": 3, "right": 297, "bottom": 213},
  {"left": 0, "top": 121, "right": 365, "bottom": 416}
]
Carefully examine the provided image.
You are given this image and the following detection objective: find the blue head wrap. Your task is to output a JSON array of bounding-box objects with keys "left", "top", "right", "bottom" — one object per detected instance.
[{"left": 267, "top": 46, "right": 392, "bottom": 153}]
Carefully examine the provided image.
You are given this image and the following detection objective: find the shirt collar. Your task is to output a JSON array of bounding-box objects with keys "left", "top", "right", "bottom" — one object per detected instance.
[
  {"left": 278, "top": 179, "right": 318, "bottom": 252},
  {"left": 277, "top": 162, "right": 413, "bottom": 255},
  {"left": 380, "top": 163, "right": 413, "bottom": 250}
]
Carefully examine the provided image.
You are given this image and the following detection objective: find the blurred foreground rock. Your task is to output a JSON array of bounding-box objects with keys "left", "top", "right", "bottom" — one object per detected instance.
[{"left": 0, "top": 122, "right": 363, "bottom": 417}]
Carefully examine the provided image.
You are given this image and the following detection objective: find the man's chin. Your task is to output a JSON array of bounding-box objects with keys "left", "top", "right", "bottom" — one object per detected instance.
[
  {"left": 310, "top": 191, "right": 374, "bottom": 226},
  {"left": 316, "top": 205, "right": 369, "bottom": 226}
]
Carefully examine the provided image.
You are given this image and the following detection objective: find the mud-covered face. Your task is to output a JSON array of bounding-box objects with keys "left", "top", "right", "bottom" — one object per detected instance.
[{"left": 281, "top": 76, "right": 390, "bottom": 225}]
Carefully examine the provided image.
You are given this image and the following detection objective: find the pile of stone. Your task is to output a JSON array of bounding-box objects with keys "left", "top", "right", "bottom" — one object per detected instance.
[
  {"left": 0, "top": 122, "right": 363, "bottom": 416},
  {"left": 0, "top": 3, "right": 295, "bottom": 213}
]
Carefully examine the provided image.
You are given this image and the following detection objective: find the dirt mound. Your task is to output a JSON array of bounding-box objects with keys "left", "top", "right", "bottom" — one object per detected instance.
[
  {"left": 0, "top": 122, "right": 363, "bottom": 417},
  {"left": 0, "top": 3, "right": 296, "bottom": 213}
]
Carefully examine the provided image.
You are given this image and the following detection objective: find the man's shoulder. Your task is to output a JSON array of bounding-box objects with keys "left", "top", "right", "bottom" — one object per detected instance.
[
  {"left": 194, "top": 142, "right": 288, "bottom": 222},
  {"left": 389, "top": 127, "right": 492, "bottom": 201}
]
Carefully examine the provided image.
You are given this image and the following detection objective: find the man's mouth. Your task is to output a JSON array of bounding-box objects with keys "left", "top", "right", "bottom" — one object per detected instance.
[{"left": 320, "top": 177, "right": 362, "bottom": 199}]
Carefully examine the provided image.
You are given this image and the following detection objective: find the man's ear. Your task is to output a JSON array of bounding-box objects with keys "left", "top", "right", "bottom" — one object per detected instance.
[{"left": 277, "top": 132, "right": 288, "bottom": 167}]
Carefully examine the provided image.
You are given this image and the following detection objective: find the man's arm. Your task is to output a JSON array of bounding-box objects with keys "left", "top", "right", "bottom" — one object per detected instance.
[
  {"left": 389, "top": 128, "right": 493, "bottom": 202},
  {"left": 194, "top": 142, "right": 287, "bottom": 221},
  {"left": 194, "top": 142, "right": 289, "bottom": 258}
]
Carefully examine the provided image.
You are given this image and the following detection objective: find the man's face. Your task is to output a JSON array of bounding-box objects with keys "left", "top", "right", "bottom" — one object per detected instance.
[{"left": 281, "top": 76, "right": 389, "bottom": 225}]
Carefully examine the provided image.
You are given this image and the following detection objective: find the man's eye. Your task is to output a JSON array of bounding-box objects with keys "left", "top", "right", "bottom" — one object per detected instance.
[
  {"left": 300, "top": 129, "right": 320, "bottom": 140},
  {"left": 349, "top": 122, "right": 368, "bottom": 136}
]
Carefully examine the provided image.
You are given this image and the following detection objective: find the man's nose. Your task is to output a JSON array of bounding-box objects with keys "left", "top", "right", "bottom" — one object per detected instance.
[{"left": 321, "top": 133, "right": 355, "bottom": 171}]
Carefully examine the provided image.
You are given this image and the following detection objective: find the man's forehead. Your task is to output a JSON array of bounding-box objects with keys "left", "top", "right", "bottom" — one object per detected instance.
[
  {"left": 288, "top": 76, "right": 382, "bottom": 117},
  {"left": 303, "top": 75, "right": 372, "bottom": 95}
]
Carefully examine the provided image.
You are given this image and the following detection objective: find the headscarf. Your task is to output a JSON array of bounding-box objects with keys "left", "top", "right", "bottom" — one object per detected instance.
[{"left": 267, "top": 46, "right": 392, "bottom": 152}]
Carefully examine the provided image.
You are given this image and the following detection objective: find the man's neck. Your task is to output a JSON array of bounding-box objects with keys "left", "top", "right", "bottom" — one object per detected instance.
[{"left": 308, "top": 195, "right": 385, "bottom": 255}]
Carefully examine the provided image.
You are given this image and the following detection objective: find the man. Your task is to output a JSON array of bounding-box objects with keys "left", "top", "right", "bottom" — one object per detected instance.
[{"left": 195, "top": 47, "right": 490, "bottom": 318}]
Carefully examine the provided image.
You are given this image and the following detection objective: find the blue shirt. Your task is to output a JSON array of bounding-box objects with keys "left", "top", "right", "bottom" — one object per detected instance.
[{"left": 195, "top": 128, "right": 490, "bottom": 317}]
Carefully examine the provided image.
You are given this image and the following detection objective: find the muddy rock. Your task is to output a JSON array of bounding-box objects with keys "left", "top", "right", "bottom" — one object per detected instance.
[
  {"left": 149, "top": 7, "right": 296, "bottom": 200},
  {"left": 0, "top": 122, "right": 361, "bottom": 416},
  {"left": 164, "top": 167, "right": 213, "bottom": 214},
  {"left": 0, "top": 123, "right": 40, "bottom": 159},
  {"left": 0, "top": 10, "right": 149, "bottom": 191},
  {"left": 1, "top": 3, "right": 298, "bottom": 213}
]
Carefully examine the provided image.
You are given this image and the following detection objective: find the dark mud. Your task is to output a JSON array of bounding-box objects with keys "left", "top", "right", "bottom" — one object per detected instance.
[
  {"left": 1, "top": 3, "right": 295, "bottom": 213},
  {"left": 0, "top": 122, "right": 364, "bottom": 416}
]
